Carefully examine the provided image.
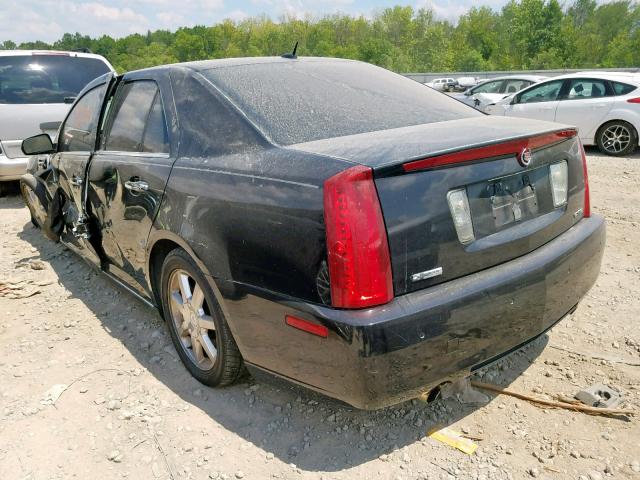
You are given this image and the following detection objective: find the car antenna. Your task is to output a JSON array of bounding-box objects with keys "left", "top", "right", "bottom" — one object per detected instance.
[{"left": 281, "top": 41, "right": 298, "bottom": 59}]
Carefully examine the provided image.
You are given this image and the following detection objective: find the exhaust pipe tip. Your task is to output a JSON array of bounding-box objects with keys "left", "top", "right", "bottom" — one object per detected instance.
[{"left": 418, "top": 383, "right": 444, "bottom": 404}]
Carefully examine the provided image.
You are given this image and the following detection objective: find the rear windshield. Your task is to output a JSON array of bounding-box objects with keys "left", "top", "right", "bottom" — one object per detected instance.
[
  {"left": 202, "top": 60, "right": 480, "bottom": 145},
  {"left": 0, "top": 54, "right": 110, "bottom": 104}
]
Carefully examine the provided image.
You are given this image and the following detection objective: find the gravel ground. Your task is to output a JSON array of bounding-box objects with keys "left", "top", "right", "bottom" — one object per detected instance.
[{"left": 0, "top": 148, "right": 639, "bottom": 480}]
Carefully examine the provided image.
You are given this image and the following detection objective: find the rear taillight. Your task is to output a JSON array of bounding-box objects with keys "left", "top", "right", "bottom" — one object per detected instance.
[
  {"left": 323, "top": 165, "right": 393, "bottom": 309},
  {"left": 579, "top": 142, "right": 591, "bottom": 218},
  {"left": 626, "top": 97, "right": 640, "bottom": 104}
]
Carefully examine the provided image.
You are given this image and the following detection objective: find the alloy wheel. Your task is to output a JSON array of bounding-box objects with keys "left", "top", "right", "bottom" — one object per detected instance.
[
  {"left": 167, "top": 269, "right": 218, "bottom": 370},
  {"left": 601, "top": 124, "right": 631, "bottom": 154}
]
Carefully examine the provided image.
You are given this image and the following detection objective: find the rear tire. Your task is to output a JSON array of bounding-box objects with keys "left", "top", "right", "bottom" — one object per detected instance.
[
  {"left": 160, "top": 248, "right": 243, "bottom": 387},
  {"left": 596, "top": 120, "right": 638, "bottom": 156}
]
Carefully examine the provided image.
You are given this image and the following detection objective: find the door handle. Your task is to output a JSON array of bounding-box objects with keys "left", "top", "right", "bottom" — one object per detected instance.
[
  {"left": 124, "top": 179, "right": 149, "bottom": 192},
  {"left": 70, "top": 175, "right": 83, "bottom": 186}
]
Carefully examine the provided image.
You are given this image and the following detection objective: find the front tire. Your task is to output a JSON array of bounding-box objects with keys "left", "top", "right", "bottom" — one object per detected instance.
[
  {"left": 596, "top": 120, "right": 638, "bottom": 156},
  {"left": 20, "top": 175, "right": 47, "bottom": 229},
  {"left": 160, "top": 248, "right": 243, "bottom": 387}
]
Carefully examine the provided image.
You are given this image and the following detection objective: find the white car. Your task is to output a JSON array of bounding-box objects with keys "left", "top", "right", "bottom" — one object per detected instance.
[
  {"left": 456, "top": 76, "right": 480, "bottom": 90},
  {"left": 0, "top": 50, "right": 114, "bottom": 194},
  {"left": 485, "top": 72, "right": 640, "bottom": 156},
  {"left": 450, "top": 75, "right": 547, "bottom": 109}
]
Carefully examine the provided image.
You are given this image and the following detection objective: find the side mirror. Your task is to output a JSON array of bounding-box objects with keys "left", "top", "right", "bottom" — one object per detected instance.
[{"left": 22, "top": 133, "right": 55, "bottom": 156}]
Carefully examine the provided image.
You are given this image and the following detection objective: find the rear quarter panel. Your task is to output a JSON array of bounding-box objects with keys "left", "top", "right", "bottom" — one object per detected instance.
[
  {"left": 154, "top": 147, "right": 347, "bottom": 367},
  {"left": 589, "top": 102, "right": 640, "bottom": 145},
  {"left": 157, "top": 147, "right": 344, "bottom": 302}
]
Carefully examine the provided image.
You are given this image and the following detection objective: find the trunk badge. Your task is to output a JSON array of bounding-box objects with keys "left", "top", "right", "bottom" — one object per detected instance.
[
  {"left": 411, "top": 267, "right": 443, "bottom": 283},
  {"left": 518, "top": 148, "right": 533, "bottom": 167}
]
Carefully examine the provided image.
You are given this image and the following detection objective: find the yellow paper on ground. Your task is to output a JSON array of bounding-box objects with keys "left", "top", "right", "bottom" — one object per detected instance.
[{"left": 428, "top": 426, "right": 478, "bottom": 454}]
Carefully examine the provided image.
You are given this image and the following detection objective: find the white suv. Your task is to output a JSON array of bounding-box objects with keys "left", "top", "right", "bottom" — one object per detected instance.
[
  {"left": 0, "top": 50, "right": 114, "bottom": 194},
  {"left": 426, "top": 77, "right": 457, "bottom": 92}
]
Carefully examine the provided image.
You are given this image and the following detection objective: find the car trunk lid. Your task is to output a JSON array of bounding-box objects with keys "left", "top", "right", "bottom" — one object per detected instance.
[{"left": 290, "top": 116, "right": 589, "bottom": 297}]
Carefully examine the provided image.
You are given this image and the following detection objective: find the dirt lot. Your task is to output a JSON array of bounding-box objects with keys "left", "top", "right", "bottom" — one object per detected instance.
[{"left": 0, "top": 148, "right": 638, "bottom": 480}]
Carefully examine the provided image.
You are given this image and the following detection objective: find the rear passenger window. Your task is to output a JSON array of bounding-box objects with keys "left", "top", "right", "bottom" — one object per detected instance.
[
  {"left": 566, "top": 79, "right": 609, "bottom": 99},
  {"left": 104, "top": 81, "right": 167, "bottom": 153},
  {"left": 612, "top": 81, "right": 636, "bottom": 96},
  {"left": 142, "top": 93, "right": 169, "bottom": 153}
]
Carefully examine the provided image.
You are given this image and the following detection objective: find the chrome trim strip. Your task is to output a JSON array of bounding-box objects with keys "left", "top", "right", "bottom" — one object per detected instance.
[{"left": 410, "top": 267, "right": 443, "bottom": 283}]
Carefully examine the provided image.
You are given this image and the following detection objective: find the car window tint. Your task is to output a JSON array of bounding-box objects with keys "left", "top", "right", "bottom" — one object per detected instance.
[
  {"left": 473, "top": 81, "right": 502, "bottom": 94},
  {"left": 518, "top": 80, "right": 563, "bottom": 104},
  {"left": 104, "top": 81, "right": 158, "bottom": 152},
  {"left": 142, "top": 92, "right": 169, "bottom": 154},
  {"left": 612, "top": 81, "right": 636, "bottom": 95},
  {"left": 566, "top": 79, "right": 608, "bottom": 99},
  {"left": 59, "top": 84, "right": 107, "bottom": 152},
  {"left": 503, "top": 79, "right": 530, "bottom": 94}
]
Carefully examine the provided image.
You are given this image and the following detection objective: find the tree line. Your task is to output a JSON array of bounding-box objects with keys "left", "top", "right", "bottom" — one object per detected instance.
[{"left": 2, "top": 0, "right": 639, "bottom": 74}]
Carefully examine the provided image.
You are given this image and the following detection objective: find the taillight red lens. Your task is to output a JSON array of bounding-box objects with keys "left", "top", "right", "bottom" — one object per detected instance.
[
  {"left": 580, "top": 142, "right": 591, "bottom": 218},
  {"left": 626, "top": 97, "right": 640, "bottom": 103},
  {"left": 323, "top": 165, "right": 393, "bottom": 309}
]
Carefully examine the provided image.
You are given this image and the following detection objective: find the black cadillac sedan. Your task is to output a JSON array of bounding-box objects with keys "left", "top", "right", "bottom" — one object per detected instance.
[{"left": 21, "top": 57, "right": 605, "bottom": 409}]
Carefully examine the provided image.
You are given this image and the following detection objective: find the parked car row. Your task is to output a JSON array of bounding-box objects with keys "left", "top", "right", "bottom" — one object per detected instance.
[
  {"left": 427, "top": 70, "right": 640, "bottom": 156},
  {"left": 425, "top": 76, "right": 483, "bottom": 93},
  {"left": 0, "top": 49, "right": 114, "bottom": 195}
]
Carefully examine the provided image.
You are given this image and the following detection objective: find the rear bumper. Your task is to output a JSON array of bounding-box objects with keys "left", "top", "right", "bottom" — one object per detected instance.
[
  {"left": 222, "top": 215, "right": 606, "bottom": 409},
  {"left": 0, "top": 154, "right": 29, "bottom": 181}
]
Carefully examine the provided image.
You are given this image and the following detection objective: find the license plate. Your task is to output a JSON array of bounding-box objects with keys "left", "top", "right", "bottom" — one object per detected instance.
[{"left": 488, "top": 172, "right": 539, "bottom": 228}]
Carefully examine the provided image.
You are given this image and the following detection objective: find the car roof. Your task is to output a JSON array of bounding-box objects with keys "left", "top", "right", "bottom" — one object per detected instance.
[
  {"left": 554, "top": 71, "right": 640, "bottom": 84},
  {"left": 0, "top": 49, "right": 107, "bottom": 61},
  {"left": 177, "top": 56, "right": 360, "bottom": 72},
  {"left": 476, "top": 75, "right": 547, "bottom": 84},
  {"left": 0, "top": 49, "right": 115, "bottom": 71}
]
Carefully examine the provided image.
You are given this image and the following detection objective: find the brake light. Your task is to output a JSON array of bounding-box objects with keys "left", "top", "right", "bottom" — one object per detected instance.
[
  {"left": 403, "top": 129, "right": 577, "bottom": 172},
  {"left": 579, "top": 142, "right": 591, "bottom": 218},
  {"left": 626, "top": 97, "right": 640, "bottom": 103},
  {"left": 323, "top": 165, "right": 393, "bottom": 309}
]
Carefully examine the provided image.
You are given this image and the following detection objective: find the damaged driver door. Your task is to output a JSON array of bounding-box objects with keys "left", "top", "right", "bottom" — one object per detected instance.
[{"left": 52, "top": 73, "right": 116, "bottom": 265}]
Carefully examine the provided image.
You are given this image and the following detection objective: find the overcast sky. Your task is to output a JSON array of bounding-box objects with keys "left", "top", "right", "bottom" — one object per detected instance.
[{"left": 0, "top": 0, "right": 591, "bottom": 44}]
